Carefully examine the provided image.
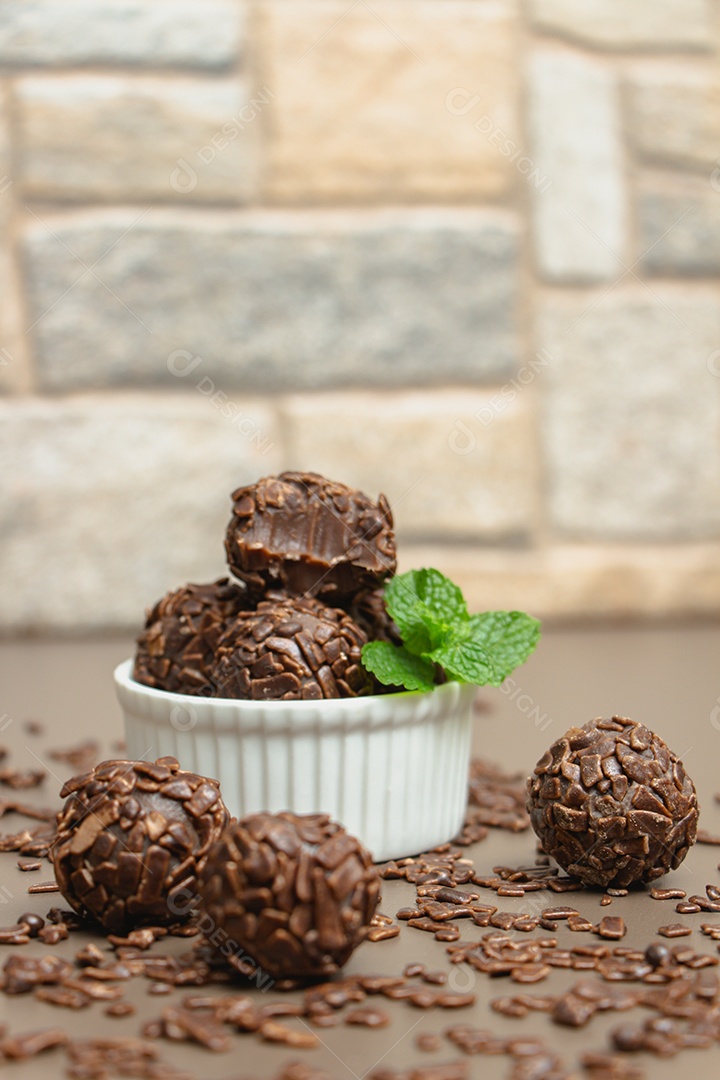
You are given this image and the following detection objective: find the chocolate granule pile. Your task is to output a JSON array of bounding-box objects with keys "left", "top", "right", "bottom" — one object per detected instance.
[
  {"left": 198, "top": 811, "right": 381, "bottom": 979},
  {"left": 133, "top": 579, "right": 248, "bottom": 695},
  {"left": 224, "top": 471, "right": 396, "bottom": 603},
  {"left": 526, "top": 716, "right": 698, "bottom": 888},
  {"left": 210, "top": 594, "right": 375, "bottom": 700},
  {"left": 52, "top": 757, "right": 229, "bottom": 933}
]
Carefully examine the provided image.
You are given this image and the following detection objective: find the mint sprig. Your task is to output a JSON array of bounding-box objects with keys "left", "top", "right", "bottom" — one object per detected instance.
[{"left": 361, "top": 568, "right": 540, "bottom": 692}]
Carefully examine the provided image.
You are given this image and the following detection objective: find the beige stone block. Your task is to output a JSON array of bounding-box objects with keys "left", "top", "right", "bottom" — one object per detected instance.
[
  {"left": 0, "top": 97, "right": 29, "bottom": 395},
  {"left": 402, "top": 543, "right": 720, "bottom": 621},
  {"left": 16, "top": 76, "right": 259, "bottom": 202},
  {"left": 528, "top": 47, "right": 625, "bottom": 282},
  {"left": 0, "top": 96, "right": 10, "bottom": 223},
  {"left": 0, "top": 394, "right": 282, "bottom": 632},
  {"left": 538, "top": 287, "right": 720, "bottom": 539},
  {"left": 628, "top": 64, "right": 720, "bottom": 168},
  {"left": 529, "top": 0, "right": 711, "bottom": 50},
  {"left": 0, "top": 248, "right": 22, "bottom": 394},
  {"left": 260, "top": 0, "right": 518, "bottom": 202},
  {"left": 282, "top": 389, "right": 538, "bottom": 541}
]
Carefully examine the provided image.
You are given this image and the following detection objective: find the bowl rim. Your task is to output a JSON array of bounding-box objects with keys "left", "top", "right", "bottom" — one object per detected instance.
[{"left": 114, "top": 658, "right": 473, "bottom": 711}]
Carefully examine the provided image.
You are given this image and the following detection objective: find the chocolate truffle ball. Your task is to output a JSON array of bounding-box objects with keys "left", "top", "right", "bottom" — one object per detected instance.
[
  {"left": 52, "top": 758, "right": 229, "bottom": 933},
  {"left": 134, "top": 579, "right": 248, "bottom": 695},
  {"left": 224, "top": 471, "right": 397, "bottom": 602},
  {"left": 197, "top": 812, "right": 381, "bottom": 979},
  {"left": 210, "top": 594, "right": 375, "bottom": 700},
  {"left": 346, "top": 588, "right": 402, "bottom": 647},
  {"left": 526, "top": 716, "right": 698, "bottom": 888}
]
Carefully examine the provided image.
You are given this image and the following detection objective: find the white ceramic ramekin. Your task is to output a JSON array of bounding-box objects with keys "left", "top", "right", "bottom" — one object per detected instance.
[{"left": 114, "top": 660, "right": 476, "bottom": 862}]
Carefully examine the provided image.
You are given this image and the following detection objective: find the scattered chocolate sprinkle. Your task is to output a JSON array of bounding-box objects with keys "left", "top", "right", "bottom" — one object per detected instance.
[
  {"left": 345, "top": 1006, "right": 390, "bottom": 1028},
  {"left": 0, "top": 798, "right": 55, "bottom": 822},
  {"left": 597, "top": 917, "right": 626, "bottom": 940},
  {"left": 417, "top": 1034, "right": 443, "bottom": 1052},
  {"left": 658, "top": 924, "right": 692, "bottom": 938},
  {"left": 49, "top": 740, "right": 99, "bottom": 774},
  {"left": 0, "top": 768, "right": 45, "bottom": 790},
  {"left": 105, "top": 1002, "right": 136, "bottom": 1018},
  {"left": 27, "top": 880, "right": 59, "bottom": 894},
  {"left": 0, "top": 1027, "right": 69, "bottom": 1059}
]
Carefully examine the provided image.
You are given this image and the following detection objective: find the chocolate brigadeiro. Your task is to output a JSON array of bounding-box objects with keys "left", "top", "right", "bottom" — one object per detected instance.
[
  {"left": 224, "top": 471, "right": 397, "bottom": 602},
  {"left": 52, "top": 758, "right": 229, "bottom": 933},
  {"left": 133, "top": 578, "right": 248, "bottom": 695},
  {"left": 527, "top": 716, "right": 698, "bottom": 889},
  {"left": 198, "top": 812, "right": 381, "bottom": 979},
  {"left": 211, "top": 594, "right": 376, "bottom": 700},
  {"left": 346, "top": 587, "right": 402, "bottom": 647}
]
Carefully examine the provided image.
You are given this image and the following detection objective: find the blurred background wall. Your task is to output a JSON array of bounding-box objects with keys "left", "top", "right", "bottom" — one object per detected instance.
[{"left": 1, "top": 0, "right": 720, "bottom": 633}]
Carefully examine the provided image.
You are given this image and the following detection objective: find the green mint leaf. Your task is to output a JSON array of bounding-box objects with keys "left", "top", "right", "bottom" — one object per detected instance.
[
  {"left": 428, "top": 628, "right": 495, "bottom": 686},
  {"left": 361, "top": 641, "right": 436, "bottom": 693},
  {"left": 385, "top": 569, "right": 468, "bottom": 654},
  {"left": 431, "top": 611, "right": 540, "bottom": 686}
]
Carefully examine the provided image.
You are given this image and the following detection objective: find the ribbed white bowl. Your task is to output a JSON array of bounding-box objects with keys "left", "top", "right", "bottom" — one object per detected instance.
[{"left": 114, "top": 660, "right": 476, "bottom": 862}]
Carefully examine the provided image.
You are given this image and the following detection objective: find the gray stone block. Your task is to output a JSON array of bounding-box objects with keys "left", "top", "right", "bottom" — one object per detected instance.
[
  {"left": 539, "top": 289, "right": 720, "bottom": 540},
  {"left": 627, "top": 65, "right": 720, "bottom": 169},
  {"left": 639, "top": 181, "right": 720, "bottom": 276},
  {"left": 0, "top": 395, "right": 282, "bottom": 632},
  {"left": 23, "top": 209, "right": 521, "bottom": 391},
  {"left": 0, "top": 1, "right": 243, "bottom": 69}
]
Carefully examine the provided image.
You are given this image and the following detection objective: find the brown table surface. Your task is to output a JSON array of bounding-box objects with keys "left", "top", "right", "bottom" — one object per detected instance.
[{"left": 1, "top": 626, "right": 719, "bottom": 1079}]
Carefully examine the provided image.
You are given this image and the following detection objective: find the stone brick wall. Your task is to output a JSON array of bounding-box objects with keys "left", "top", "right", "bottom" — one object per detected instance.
[{"left": 2, "top": 0, "right": 720, "bottom": 632}]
